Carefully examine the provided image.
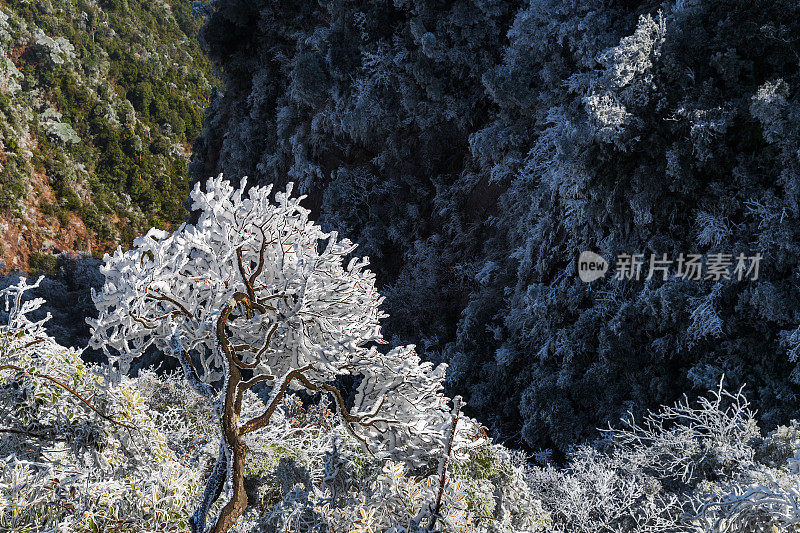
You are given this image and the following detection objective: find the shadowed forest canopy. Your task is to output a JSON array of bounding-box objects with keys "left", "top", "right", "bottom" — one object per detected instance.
[{"left": 189, "top": 0, "right": 800, "bottom": 453}]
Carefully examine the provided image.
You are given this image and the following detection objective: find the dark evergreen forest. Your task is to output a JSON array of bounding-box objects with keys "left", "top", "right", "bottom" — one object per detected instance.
[{"left": 189, "top": 0, "right": 800, "bottom": 454}]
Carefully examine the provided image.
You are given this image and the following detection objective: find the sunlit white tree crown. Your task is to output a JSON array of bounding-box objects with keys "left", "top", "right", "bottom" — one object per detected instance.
[
  {"left": 88, "top": 175, "right": 475, "bottom": 465},
  {"left": 89, "top": 175, "right": 386, "bottom": 381}
]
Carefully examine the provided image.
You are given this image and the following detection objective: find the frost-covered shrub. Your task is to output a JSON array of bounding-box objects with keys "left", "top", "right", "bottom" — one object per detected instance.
[
  {"left": 682, "top": 419, "right": 800, "bottom": 532},
  {"left": 527, "top": 445, "right": 684, "bottom": 533},
  {"left": 243, "top": 395, "right": 550, "bottom": 533},
  {"left": 32, "top": 29, "right": 76, "bottom": 66},
  {"left": 526, "top": 380, "right": 800, "bottom": 533},
  {"left": 0, "top": 55, "right": 21, "bottom": 95},
  {"left": 606, "top": 380, "right": 760, "bottom": 486},
  {"left": 0, "top": 276, "right": 204, "bottom": 532},
  {"left": 0, "top": 274, "right": 547, "bottom": 533},
  {"left": 685, "top": 453, "right": 800, "bottom": 532},
  {"left": 5, "top": 272, "right": 800, "bottom": 533}
]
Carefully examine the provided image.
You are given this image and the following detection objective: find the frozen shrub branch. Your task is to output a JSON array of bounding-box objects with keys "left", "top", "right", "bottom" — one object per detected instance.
[{"left": 605, "top": 378, "right": 758, "bottom": 484}]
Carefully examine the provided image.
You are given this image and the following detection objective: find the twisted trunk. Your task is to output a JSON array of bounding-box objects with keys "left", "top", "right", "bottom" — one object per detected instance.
[
  {"left": 190, "top": 295, "right": 251, "bottom": 533},
  {"left": 209, "top": 360, "right": 248, "bottom": 533}
]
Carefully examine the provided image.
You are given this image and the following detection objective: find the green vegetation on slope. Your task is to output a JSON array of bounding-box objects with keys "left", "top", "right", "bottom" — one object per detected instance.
[{"left": 0, "top": 0, "right": 216, "bottom": 265}]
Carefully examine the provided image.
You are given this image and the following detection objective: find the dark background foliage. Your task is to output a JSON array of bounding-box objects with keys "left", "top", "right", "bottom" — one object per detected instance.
[{"left": 188, "top": 0, "right": 800, "bottom": 454}]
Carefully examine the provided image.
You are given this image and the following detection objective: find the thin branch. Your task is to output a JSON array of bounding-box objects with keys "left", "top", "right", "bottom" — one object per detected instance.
[
  {"left": 248, "top": 225, "right": 271, "bottom": 288},
  {"left": 238, "top": 366, "right": 379, "bottom": 454},
  {"left": 235, "top": 247, "right": 256, "bottom": 304},
  {"left": 21, "top": 338, "right": 46, "bottom": 350},
  {"left": 239, "top": 373, "right": 275, "bottom": 392},
  {"left": 240, "top": 323, "right": 278, "bottom": 371},
  {"left": 255, "top": 292, "right": 285, "bottom": 309},
  {"left": 0, "top": 365, "right": 135, "bottom": 430},
  {"left": 0, "top": 427, "right": 63, "bottom": 440},
  {"left": 177, "top": 344, "right": 216, "bottom": 399},
  {"left": 319, "top": 382, "right": 373, "bottom": 453},
  {"left": 430, "top": 396, "right": 462, "bottom": 530},
  {"left": 128, "top": 311, "right": 160, "bottom": 330},
  {"left": 238, "top": 365, "right": 313, "bottom": 436},
  {"left": 222, "top": 292, "right": 267, "bottom": 369},
  {"left": 146, "top": 290, "right": 194, "bottom": 319},
  {"left": 231, "top": 344, "right": 255, "bottom": 352}
]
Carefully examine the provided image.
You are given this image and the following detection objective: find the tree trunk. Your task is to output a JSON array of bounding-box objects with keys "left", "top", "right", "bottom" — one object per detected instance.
[
  {"left": 209, "top": 316, "right": 249, "bottom": 533},
  {"left": 209, "top": 366, "right": 249, "bottom": 533},
  {"left": 191, "top": 297, "right": 252, "bottom": 533}
]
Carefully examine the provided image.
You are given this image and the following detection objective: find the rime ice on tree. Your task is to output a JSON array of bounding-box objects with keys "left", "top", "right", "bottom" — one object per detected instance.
[{"left": 88, "top": 175, "right": 473, "bottom": 532}]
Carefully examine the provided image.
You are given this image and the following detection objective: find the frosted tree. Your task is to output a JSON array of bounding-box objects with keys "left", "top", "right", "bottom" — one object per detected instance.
[{"left": 88, "top": 175, "right": 464, "bottom": 533}]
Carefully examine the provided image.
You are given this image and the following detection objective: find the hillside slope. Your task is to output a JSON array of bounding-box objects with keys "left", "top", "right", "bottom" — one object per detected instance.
[{"left": 0, "top": 0, "right": 215, "bottom": 272}]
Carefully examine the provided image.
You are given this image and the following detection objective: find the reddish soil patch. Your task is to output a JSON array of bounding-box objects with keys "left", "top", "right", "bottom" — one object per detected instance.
[
  {"left": 0, "top": 169, "right": 94, "bottom": 274},
  {"left": 9, "top": 44, "right": 26, "bottom": 63}
]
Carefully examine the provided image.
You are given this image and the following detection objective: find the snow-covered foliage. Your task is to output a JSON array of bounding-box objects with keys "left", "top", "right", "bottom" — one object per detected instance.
[
  {"left": 526, "top": 380, "right": 800, "bottom": 532},
  {"left": 0, "top": 276, "right": 547, "bottom": 532},
  {"left": 4, "top": 274, "right": 800, "bottom": 532},
  {"left": 244, "top": 395, "right": 550, "bottom": 533},
  {"left": 89, "top": 174, "right": 388, "bottom": 385},
  {"left": 0, "top": 253, "right": 106, "bottom": 364},
  {"left": 0, "top": 274, "right": 549, "bottom": 532},
  {"left": 0, "top": 276, "right": 205, "bottom": 532},
  {"left": 31, "top": 28, "right": 76, "bottom": 66}
]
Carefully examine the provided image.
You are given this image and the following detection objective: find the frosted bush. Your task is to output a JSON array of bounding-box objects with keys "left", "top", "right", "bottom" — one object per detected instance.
[
  {"left": 584, "top": 91, "right": 631, "bottom": 142},
  {"left": 0, "top": 276, "right": 204, "bottom": 532},
  {"left": 42, "top": 120, "right": 81, "bottom": 145},
  {"left": 3, "top": 269, "right": 800, "bottom": 533},
  {"left": 527, "top": 445, "right": 684, "bottom": 533},
  {"left": 32, "top": 29, "right": 76, "bottom": 66},
  {"left": 686, "top": 285, "right": 725, "bottom": 349},
  {"left": 695, "top": 212, "right": 731, "bottom": 247},
  {"left": 0, "top": 56, "right": 21, "bottom": 95},
  {"left": 240, "top": 396, "right": 550, "bottom": 533},
  {"left": 607, "top": 379, "right": 759, "bottom": 485},
  {"left": 524, "top": 379, "right": 800, "bottom": 532},
  {"left": 683, "top": 422, "right": 800, "bottom": 531},
  {"left": 582, "top": 12, "right": 667, "bottom": 143},
  {"left": 687, "top": 472, "right": 800, "bottom": 532},
  {"left": 749, "top": 79, "right": 791, "bottom": 144}
]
